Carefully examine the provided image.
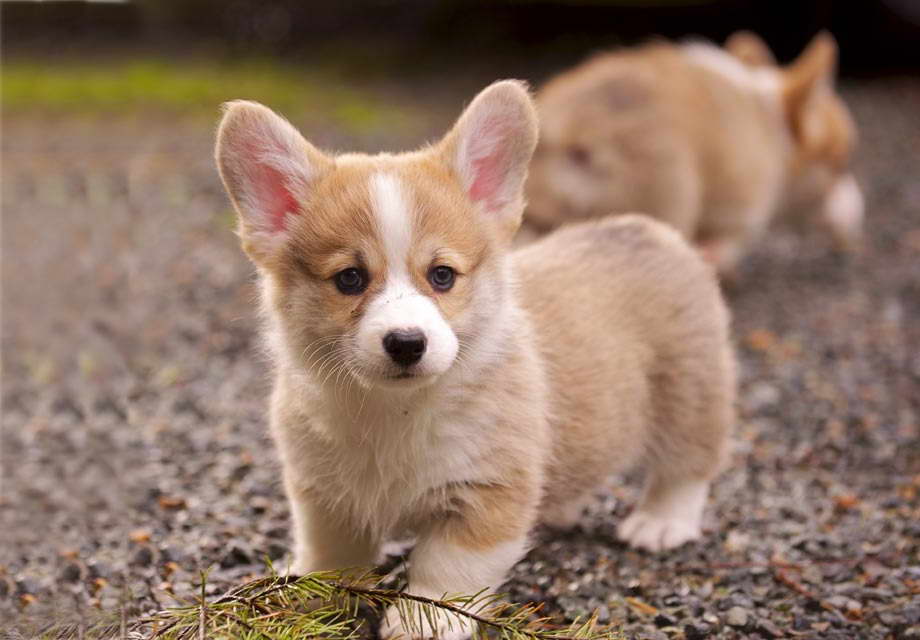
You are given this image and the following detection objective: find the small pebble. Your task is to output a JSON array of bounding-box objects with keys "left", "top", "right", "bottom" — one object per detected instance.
[
  {"left": 726, "top": 606, "right": 749, "bottom": 629},
  {"left": 59, "top": 562, "right": 82, "bottom": 583},
  {"left": 654, "top": 613, "right": 676, "bottom": 628},
  {"left": 132, "top": 547, "right": 154, "bottom": 567}
]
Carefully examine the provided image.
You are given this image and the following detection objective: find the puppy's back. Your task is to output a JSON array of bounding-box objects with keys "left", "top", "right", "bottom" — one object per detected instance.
[
  {"left": 528, "top": 45, "right": 702, "bottom": 234},
  {"left": 528, "top": 42, "right": 786, "bottom": 242},
  {"left": 513, "top": 215, "right": 735, "bottom": 510}
]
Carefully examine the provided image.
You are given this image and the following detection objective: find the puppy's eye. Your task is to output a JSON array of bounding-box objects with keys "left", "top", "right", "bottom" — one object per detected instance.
[
  {"left": 428, "top": 265, "right": 456, "bottom": 292},
  {"left": 334, "top": 268, "right": 368, "bottom": 295},
  {"left": 567, "top": 145, "right": 591, "bottom": 167}
]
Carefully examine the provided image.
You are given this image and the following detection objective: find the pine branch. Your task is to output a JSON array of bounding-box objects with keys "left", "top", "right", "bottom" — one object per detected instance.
[
  {"left": 128, "top": 570, "right": 623, "bottom": 640},
  {"left": 31, "top": 569, "right": 623, "bottom": 640}
]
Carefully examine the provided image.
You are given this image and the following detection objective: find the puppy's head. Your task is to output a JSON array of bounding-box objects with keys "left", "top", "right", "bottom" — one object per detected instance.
[
  {"left": 215, "top": 81, "right": 537, "bottom": 391},
  {"left": 729, "top": 30, "right": 864, "bottom": 247}
]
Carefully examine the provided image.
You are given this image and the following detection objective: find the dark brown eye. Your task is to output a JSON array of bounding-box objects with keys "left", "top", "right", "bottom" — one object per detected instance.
[
  {"left": 334, "top": 268, "right": 368, "bottom": 295},
  {"left": 567, "top": 145, "right": 591, "bottom": 167},
  {"left": 428, "top": 265, "right": 455, "bottom": 292}
]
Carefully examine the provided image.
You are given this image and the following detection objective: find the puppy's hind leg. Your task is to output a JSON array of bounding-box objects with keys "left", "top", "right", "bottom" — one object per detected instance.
[
  {"left": 541, "top": 492, "right": 595, "bottom": 530},
  {"left": 618, "top": 356, "right": 734, "bottom": 552},
  {"left": 616, "top": 471, "right": 712, "bottom": 552}
]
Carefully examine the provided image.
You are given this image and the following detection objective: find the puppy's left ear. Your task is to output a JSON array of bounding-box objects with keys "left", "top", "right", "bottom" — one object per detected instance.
[{"left": 439, "top": 80, "right": 538, "bottom": 233}]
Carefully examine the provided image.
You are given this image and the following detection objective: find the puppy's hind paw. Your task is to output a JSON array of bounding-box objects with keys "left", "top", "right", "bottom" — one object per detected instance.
[{"left": 616, "top": 510, "right": 701, "bottom": 552}]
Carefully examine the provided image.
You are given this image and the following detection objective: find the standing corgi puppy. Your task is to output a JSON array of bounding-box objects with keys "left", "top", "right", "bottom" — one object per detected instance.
[
  {"left": 526, "top": 31, "right": 863, "bottom": 277},
  {"left": 215, "top": 80, "right": 735, "bottom": 640}
]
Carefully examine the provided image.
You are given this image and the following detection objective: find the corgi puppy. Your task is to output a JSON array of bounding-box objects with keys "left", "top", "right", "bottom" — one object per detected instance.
[
  {"left": 526, "top": 31, "right": 863, "bottom": 276},
  {"left": 215, "top": 80, "right": 735, "bottom": 640}
]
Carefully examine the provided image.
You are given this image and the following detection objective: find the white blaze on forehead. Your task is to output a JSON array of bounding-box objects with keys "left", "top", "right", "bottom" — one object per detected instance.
[
  {"left": 355, "top": 171, "right": 460, "bottom": 382},
  {"left": 370, "top": 172, "right": 413, "bottom": 275}
]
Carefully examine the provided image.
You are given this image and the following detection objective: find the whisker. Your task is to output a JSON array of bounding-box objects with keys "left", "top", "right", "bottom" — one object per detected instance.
[{"left": 300, "top": 333, "right": 349, "bottom": 364}]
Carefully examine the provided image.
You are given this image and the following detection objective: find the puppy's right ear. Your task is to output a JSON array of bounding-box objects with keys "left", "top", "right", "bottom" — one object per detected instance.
[
  {"left": 215, "top": 100, "right": 331, "bottom": 262},
  {"left": 724, "top": 30, "right": 776, "bottom": 67}
]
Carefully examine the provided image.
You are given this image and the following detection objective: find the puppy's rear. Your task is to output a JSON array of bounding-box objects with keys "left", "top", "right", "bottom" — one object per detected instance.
[
  {"left": 526, "top": 32, "right": 863, "bottom": 276},
  {"left": 516, "top": 215, "right": 735, "bottom": 550}
]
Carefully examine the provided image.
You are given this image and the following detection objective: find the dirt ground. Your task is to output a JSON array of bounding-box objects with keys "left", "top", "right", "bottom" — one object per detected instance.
[{"left": 2, "top": 76, "right": 919, "bottom": 639}]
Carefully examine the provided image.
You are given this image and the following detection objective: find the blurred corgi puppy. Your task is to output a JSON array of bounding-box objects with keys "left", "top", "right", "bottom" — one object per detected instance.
[
  {"left": 216, "top": 80, "right": 735, "bottom": 640},
  {"left": 526, "top": 31, "right": 863, "bottom": 276}
]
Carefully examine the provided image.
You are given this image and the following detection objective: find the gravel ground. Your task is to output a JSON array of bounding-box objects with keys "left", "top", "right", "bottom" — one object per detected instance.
[{"left": 2, "top": 77, "right": 919, "bottom": 639}]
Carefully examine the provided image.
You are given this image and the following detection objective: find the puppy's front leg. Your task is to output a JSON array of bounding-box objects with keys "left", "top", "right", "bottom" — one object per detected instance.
[
  {"left": 380, "top": 481, "right": 537, "bottom": 640},
  {"left": 284, "top": 481, "right": 378, "bottom": 576}
]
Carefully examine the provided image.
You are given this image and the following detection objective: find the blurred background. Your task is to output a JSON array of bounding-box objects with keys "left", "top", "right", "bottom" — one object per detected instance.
[
  {"left": 6, "top": 0, "right": 920, "bottom": 73},
  {"left": 2, "top": 1, "right": 919, "bottom": 638}
]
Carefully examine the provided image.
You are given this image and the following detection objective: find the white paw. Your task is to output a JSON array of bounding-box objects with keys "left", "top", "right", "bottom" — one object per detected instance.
[
  {"left": 617, "top": 509, "right": 701, "bottom": 552},
  {"left": 379, "top": 602, "right": 473, "bottom": 640}
]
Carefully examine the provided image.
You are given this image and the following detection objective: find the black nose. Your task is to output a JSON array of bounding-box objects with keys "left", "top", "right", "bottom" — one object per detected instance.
[{"left": 382, "top": 330, "right": 427, "bottom": 367}]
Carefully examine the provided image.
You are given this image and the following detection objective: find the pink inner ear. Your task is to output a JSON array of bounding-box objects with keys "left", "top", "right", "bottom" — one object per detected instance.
[
  {"left": 468, "top": 119, "right": 510, "bottom": 210},
  {"left": 254, "top": 163, "right": 299, "bottom": 232},
  {"left": 234, "top": 134, "right": 302, "bottom": 233}
]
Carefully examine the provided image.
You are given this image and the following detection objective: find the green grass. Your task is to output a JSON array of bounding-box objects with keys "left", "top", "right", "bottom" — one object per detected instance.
[{"left": 1, "top": 58, "right": 415, "bottom": 134}]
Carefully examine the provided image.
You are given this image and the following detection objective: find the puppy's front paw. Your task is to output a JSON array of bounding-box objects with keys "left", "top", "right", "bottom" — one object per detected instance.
[
  {"left": 380, "top": 602, "right": 473, "bottom": 640},
  {"left": 617, "top": 509, "right": 701, "bottom": 552}
]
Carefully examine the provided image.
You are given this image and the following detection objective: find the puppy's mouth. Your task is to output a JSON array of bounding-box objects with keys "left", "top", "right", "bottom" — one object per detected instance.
[{"left": 372, "top": 367, "right": 441, "bottom": 390}]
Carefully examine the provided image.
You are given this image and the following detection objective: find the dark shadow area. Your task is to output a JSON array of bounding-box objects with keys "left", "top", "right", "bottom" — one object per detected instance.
[{"left": 5, "top": 0, "right": 920, "bottom": 76}]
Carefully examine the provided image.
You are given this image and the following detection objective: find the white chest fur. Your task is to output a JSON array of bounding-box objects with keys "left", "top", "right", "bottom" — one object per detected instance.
[{"left": 275, "top": 379, "right": 500, "bottom": 539}]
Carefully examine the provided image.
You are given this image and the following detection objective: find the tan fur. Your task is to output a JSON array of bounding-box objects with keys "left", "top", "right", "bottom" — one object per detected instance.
[
  {"left": 780, "top": 34, "right": 858, "bottom": 203},
  {"left": 215, "top": 81, "right": 734, "bottom": 640},
  {"left": 725, "top": 30, "right": 777, "bottom": 67},
  {"left": 526, "top": 31, "right": 862, "bottom": 275},
  {"left": 517, "top": 216, "right": 735, "bottom": 522}
]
